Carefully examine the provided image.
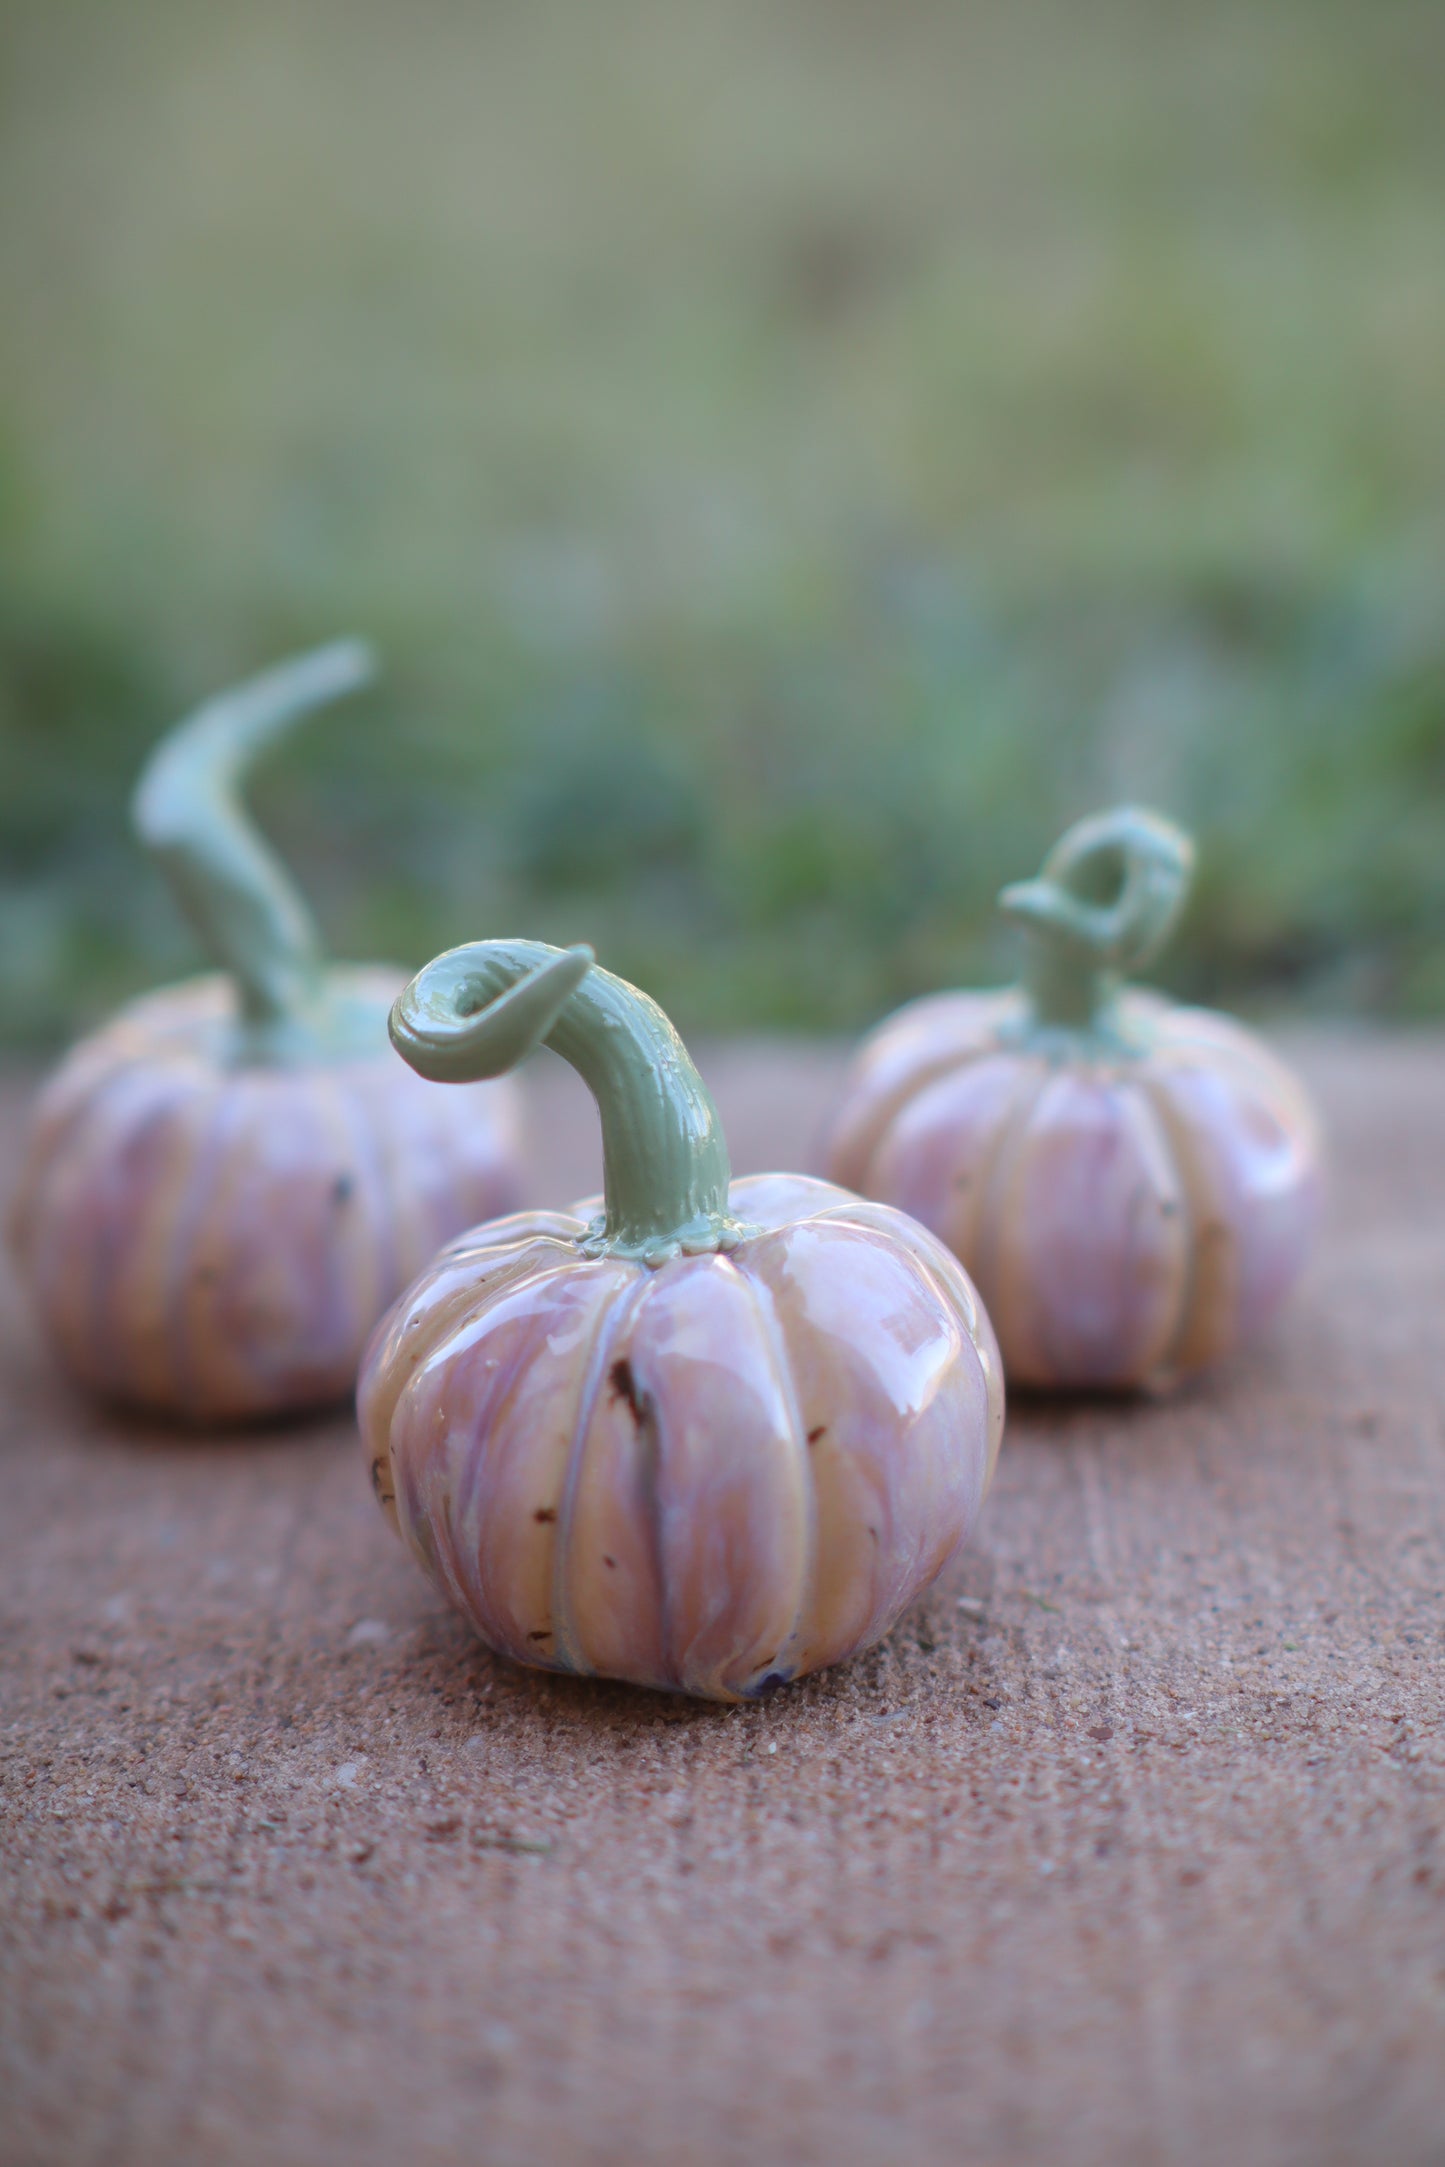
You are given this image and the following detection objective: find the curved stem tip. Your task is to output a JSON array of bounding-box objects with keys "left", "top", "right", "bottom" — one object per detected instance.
[
  {"left": 999, "top": 805, "right": 1194, "bottom": 1034},
  {"left": 391, "top": 939, "right": 741, "bottom": 1263},
  {"left": 133, "top": 640, "right": 376, "bottom": 1038}
]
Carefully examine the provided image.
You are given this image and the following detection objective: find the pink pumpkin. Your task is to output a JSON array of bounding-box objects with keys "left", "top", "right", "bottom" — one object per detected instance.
[
  {"left": 360, "top": 940, "right": 1004, "bottom": 1701},
  {"left": 825, "top": 808, "right": 1322, "bottom": 1392},
  {"left": 9, "top": 644, "right": 522, "bottom": 1422}
]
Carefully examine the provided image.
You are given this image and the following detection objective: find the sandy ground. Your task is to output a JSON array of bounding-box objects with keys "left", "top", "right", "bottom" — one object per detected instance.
[{"left": 1, "top": 1034, "right": 1443, "bottom": 2167}]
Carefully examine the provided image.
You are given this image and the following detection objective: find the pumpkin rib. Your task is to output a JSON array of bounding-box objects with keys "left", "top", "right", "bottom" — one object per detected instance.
[
  {"left": 829, "top": 993, "right": 1014, "bottom": 1193},
  {"left": 182, "top": 1075, "right": 319, "bottom": 1411},
  {"left": 734, "top": 1250, "right": 818, "bottom": 1692},
  {"left": 623, "top": 1253, "right": 810, "bottom": 1700},
  {"left": 13, "top": 1036, "right": 150, "bottom": 1210},
  {"left": 169, "top": 1077, "right": 271, "bottom": 1416},
  {"left": 970, "top": 1057, "right": 1053, "bottom": 1372},
  {"left": 1142, "top": 1053, "right": 1322, "bottom": 1379},
  {"left": 82, "top": 1076, "right": 194, "bottom": 1400},
  {"left": 110, "top": 1072, "right": 228, "bottom": 1409},
  {"left": 550, "top": 1266, "right": 674, "bottom": 1690},
  {"left": 393, "top": 1249, "right": 582, "bottom": 1416},
  {"left": 338, "top": 1068, "right": 403, "bottom": 1330},
  {"left": 359, "top": 1226, "right": 585, "bottom": 1487},
  {"left": 551, "top": 1265, "right": 654, "bottom": 1680},
  {"left": 289, "top": 1069, "right": 370, "bottom": 1394},
  {"left": 999, "top": 1069, "right": 1191, "bottom": 1389},
  {"left": 863, "top": 1049, "right": 1037, "bottom": 1265},
  {"left": 40, "top": 1061, "right": 202, "bottom": 1393},
  {"left": 1137, "top": 1067, "right": 1218, "bottom": 1383},
  {"left": 378, "top": 1073, "right": 465, "bottom": 1292},
  {"left": 1111, "top": 1074, "right": 1192, "bottom": 1388},
  {"left": 817, "top": 1200, "right": 1005, "bottom": 1483},
  {"left": 387, "top": 1255, "right": 585, "bottom": 1649},
  {"left": 453, "top": 1265, "right": 624, "bottom": 1669}
]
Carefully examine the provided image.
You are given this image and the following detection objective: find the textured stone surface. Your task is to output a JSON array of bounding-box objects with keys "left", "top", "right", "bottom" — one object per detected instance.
[{"left": 2, "top": 1034, "right": 1443, "bottom": 2167}]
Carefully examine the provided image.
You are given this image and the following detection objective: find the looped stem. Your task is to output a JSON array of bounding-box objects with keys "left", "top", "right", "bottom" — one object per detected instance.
[
  {"left": 391, "top": 939, "right": 744, "bottom": 1264},
  {"left": 133, "top": 641, "right": 375, "bottom": 1046},
  {"left": 999, "top": 805, "right": 1194, "bottom": 1035}
]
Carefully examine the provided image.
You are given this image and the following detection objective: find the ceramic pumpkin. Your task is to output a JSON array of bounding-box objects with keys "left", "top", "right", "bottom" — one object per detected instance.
[
  {"left": 359, "top": 939, "right": 1004, "bottom": 1702},
  {"left": 824, "top": 807, "right": 1322, "bottom": 1392},
  {"left": 9, "top": 642, "right": 523, "bottom": 1423}
]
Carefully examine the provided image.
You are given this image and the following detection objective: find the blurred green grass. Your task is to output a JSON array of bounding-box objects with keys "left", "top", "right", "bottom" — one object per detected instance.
[{"left": 1, "top": 0, "right": 1443, "bottom": 1045}]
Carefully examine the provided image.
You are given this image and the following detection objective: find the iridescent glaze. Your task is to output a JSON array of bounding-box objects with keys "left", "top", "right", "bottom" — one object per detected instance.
[
  {"left": 8, "top": 646, "right": 524, "bottom": 1422},
  {"left": 359, "top": 943, "right": 1004, "bottom": 1702},
  {"left": 825, "top": 810, "right": 1323, "bottom": 1391},
  {"left": 11, "top": 971, "right": 521, "bottom": 1422}
]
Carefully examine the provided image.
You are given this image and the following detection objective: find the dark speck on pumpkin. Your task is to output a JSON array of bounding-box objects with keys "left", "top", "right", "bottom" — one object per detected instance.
[
  {"left": 747, "top": 1670, "right": 792, "bottom": 1698},
  {"left": 610, "top": 1357, "right": 645, "bottom": 1422}
]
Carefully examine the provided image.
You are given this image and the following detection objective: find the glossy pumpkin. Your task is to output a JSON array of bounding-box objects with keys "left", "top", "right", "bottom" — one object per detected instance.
[
  {"left": 824, "top": 808, "right": 1322, "bottom": 1392},
  {"left": 359, "top": 941, "right": 1004, "bottom": 1701},
  {"left": 9, "top": 645, "right": 522, "bottom": 1422}
]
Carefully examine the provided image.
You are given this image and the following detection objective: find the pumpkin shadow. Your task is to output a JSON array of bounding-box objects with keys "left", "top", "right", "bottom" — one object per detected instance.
[
  {"left": 410, "top": 1595, "right": 969, "bottom": 1751},
  {"left": 433, "top": 1632, "right": 765, "bottom": 1737},
  {"left": 28, "top": 1359, "right": 355, "bottom": 1465},
  {"left": 999, "top": 1344, "right": 1287, "bottom": 1459}
]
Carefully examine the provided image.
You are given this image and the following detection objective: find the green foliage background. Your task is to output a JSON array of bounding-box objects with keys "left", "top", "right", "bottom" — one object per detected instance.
[{"left": 2, "top": 0, "right": 1443, "bottom": 1045}]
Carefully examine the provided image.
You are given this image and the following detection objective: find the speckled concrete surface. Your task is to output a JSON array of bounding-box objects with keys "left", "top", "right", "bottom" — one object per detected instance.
[{"left": 2, "top": 1036, "right": 1443, "bottom": 2167}]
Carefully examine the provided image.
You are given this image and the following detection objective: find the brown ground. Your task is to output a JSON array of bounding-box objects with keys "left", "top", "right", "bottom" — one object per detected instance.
[{"left": 1, "top": 1035, "right": 1443, "bottom": 2167}]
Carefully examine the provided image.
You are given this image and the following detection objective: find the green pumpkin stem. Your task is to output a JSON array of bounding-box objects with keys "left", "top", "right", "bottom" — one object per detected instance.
[
  {"left": 390, "top": 940, "right": 741, "bottom": 1263},
  {"left": 999, "top": 805, "right": 1194, "bottom": 1034},
  {"left": 133, "top": 640, "right": 375, "bottom": 1039}
]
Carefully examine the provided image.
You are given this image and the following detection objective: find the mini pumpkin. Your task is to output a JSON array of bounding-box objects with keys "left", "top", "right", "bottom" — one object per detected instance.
[
  {"left": 9, "top": 642, "right": 523, "bottom": 1422},
  {"left": 359, "top": 939, "right": 1004, "bottom": 1702},
  {"left": 824, "top": 807, "right": 1322, "bottom": 1392}
]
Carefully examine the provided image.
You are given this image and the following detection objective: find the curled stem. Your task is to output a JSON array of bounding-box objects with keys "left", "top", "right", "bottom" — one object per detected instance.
[
  {"left": 999, "top": 805, "right": 1194, "bottom": 1035},
  {"left": 133, "top": 640, "right": 376, "bottom": 1040},
  {"left": 391, "top": 940, "right": 742, "bottom": 1263}
]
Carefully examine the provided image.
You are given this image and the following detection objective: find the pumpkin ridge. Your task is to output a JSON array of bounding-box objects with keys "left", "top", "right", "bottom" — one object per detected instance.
[
  {"left": 551, "top": 1266, "right": 652, "bottom": 1679},
  {"left": 359, "top": 1232, "right": 583, "bottom": 1485},
  {"left": 15, "top": 1035, "right": 159, "bottom": 1203},
  {"left": 853, "top": 1021, "right": 1001, "bottom": 1195},
  {"left": 172, "top": 1078, "right": 275, "bottom": 1413},
  {"left": 332, "top": 1068, "right": 400, "bottom": 1326},
  {"left": 972, "top": 1058, "right": 1052, "bottom": 1358},
  {"left": 87, "top": 1085, "right": 205, "bottom": 1400},
  {"left": 1134, "top": 1068, "right": 1208, "bottom": 1383},
  {"left": 36, "top": 1061, "right": 201, "bottom": 1391},
  {"left": 121, "top": 1072, "right": 229, "bottom": 1409},
  {"left": 387, "top": 1259, "right": 592, "bottom": 1650},
  {"left": 398, "top": 1249, "right": 586, "bottom": 1405},
  {"left": 733, "top": 1247, "right": 816, "bottom": 1694},
  {"left": 186, "top": 1076, "right": 332, "bottom": 1408},
  {"left": 809, "top": 1198, "right": 1004, "bottom": 1480}
]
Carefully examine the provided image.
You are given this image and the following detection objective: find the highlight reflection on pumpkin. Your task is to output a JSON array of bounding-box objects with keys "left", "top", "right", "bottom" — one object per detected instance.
[{"left": 359, "top": 940, "right": 1004, "bottom": 1702}]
